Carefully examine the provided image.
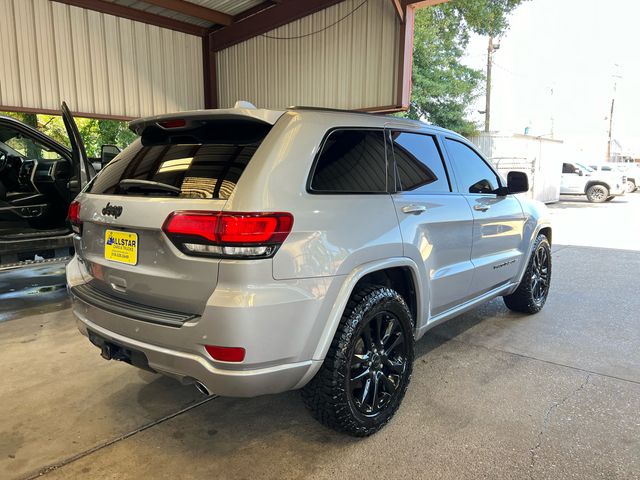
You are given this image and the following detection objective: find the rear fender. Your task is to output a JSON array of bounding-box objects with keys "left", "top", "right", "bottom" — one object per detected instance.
[
  {"left": 294, "top": 257, "right": 423, "bottom": 389},
  {"left": 295, "top": 258, "right": 423, "bottom": 387}
]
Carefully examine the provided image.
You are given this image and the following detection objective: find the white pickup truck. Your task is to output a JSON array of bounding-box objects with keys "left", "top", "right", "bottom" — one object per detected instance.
[{"left": 560, "top": 162, "right": 626, "bottom": 202}]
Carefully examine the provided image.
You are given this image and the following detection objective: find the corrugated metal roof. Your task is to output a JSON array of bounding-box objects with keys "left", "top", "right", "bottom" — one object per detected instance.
[
  {"left": 189, "top": 0, "right": 265, "bottom": 16},
  {"left": 101, "top": 0, "right": 266, "bottom": 27},
  {"left": 216, "top": 0, "right": 400, "bottom": 110}
]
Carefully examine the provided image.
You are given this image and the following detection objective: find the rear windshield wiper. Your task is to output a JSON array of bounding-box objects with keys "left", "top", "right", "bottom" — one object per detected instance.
[{"left": 118, "top": 179, "right": 181, "bottom": 196}]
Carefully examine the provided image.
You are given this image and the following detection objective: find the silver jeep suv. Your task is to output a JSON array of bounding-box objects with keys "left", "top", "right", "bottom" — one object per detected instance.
[{"left": 67, "top": 106, "right": 552, "bottom": 436}]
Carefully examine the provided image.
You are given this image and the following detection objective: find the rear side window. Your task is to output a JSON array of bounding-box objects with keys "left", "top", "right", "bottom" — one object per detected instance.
[
  {"left": 310, "top": 129, "right": 387, "bottom": 193},
  {"left": 390, "top": 131, "right": 450, "bottom": 193},
  {"left": 89, "top": 124, "right": 270, "bottom": 199}
]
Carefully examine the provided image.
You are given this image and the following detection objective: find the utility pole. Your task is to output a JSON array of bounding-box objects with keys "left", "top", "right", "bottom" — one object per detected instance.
[
  {"left": 606, "top": 65, "right": 622, "bottom": 162},
  {"left": 606, "top": 96, "right": 615, "bottom": 162},
  {"left": 484, "top": 37, "right": 499, "bottom": 132}
]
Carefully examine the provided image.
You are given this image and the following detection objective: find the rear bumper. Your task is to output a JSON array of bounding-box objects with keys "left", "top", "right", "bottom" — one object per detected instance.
[
  {"left": 67, "top": 256, "right": 329, "bottom": 397},
  {"left": 73, "top": 309, "right": 317, "bottom": 397}
]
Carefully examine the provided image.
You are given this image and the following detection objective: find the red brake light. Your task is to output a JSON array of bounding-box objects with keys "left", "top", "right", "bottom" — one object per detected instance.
[
  {"left": 204, "top": 345, "right": 245, "bottom": 362},
  {"left": 68, "top": 201, "right": 81, "bottom": 233},
  {"left": 158, "top": 119, "right": 186, "bottom": 129},
  {"left": 218, "top": 213, "right": 293, "bottom": 244},
  {"left": 163, "top": 211, "right": 217, "bottom": 242},
  {"left": 162, "top": 211, "right": 293, "bottom": 258}
]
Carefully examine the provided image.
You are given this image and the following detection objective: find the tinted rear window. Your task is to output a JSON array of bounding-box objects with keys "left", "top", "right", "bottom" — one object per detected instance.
[
  {"left": 310, "top": 129, "right": 387, "bottom": 193},
  {"left": 391, "top": 132, "right": 450, "bottom": 193},
  {"left": 89, "top": 125, "right": 270, "bottom": 199}
]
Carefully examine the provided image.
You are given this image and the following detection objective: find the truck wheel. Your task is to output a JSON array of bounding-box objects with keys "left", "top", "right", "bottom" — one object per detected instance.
[
  {"left": 301, "top": 285, "right": 414, "bottom": 437},
  {"left": 586, "top": 184, "right": 609, "bottom": 203},
  {"left": 503, "top": 234, "right": 551, "bottom": 314},
  {"left": 626, "top": 180, "right": 636, "bottom": 193}
]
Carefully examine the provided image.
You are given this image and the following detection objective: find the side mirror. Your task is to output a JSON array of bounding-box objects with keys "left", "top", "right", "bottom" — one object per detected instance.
[
  {"left": 574, "top": 168, "right": 583, "bottom": 176},
  {"left": 101, "top": 144, "right": 121, "bottom": 167},
  {"left": 506, "top": 171, "right": 529, "bottom": 194}
]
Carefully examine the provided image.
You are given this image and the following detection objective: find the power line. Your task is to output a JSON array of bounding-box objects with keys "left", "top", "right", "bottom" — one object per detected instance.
[
  {"left": 492, "top": 62, "right": 556, "bottom": 91},
  {"left": 260, "top": 0, "right": 368, "bottom": 40}
]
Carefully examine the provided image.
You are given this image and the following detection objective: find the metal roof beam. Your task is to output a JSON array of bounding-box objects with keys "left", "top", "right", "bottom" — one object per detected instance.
[
  {"left": 404, "top": 0, "right": 449, "bottom": 8},
  {"left": 50, "top": 0, "right": 209, "bottom": 36},
  {"left": 391, "top": 0, "right": 404, "bottom": 22},
  {"left": 210, "top": 0, "right": 345, "bottom": 52},
  {"left": 233, "top": 1, "right": 277, "bottom": 22},
  {"left": 142, "top": 0, "right": 233, "bottom": 26}
]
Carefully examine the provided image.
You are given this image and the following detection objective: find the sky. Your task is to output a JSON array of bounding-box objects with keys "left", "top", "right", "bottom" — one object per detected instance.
[{"left": 462, "top": 0, "right": 639, "bottom": 160}]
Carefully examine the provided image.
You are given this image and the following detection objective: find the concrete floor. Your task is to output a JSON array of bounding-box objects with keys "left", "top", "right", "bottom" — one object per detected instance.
[{"left": 1, "top": 194, "right": 639, "bottom": 480}]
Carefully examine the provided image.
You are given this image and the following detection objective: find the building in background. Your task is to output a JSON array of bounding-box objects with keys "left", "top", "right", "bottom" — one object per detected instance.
[{"left": 470, "top": 132, "right": 563, "bottom": 203}]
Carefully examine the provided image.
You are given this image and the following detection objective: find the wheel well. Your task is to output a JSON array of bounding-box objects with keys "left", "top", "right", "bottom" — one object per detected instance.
[
  {"left": 584, "top": 181, "right": 609, "bottom": 193},
  {"left": 539, "top": 227, "right": 552, "bottom": 245},
  {"left": 354, "top": 267, "right": 418, "bottom": 323}
]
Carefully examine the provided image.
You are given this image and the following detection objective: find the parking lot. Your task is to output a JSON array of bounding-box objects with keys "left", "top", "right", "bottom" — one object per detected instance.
[{"left": 2, "top": 194, "right": 639, "bottom": 480}]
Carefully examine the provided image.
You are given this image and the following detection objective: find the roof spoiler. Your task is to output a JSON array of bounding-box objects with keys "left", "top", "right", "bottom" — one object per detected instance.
[{"left": 129, "top": 106, "right": 283, "bottom": 136}]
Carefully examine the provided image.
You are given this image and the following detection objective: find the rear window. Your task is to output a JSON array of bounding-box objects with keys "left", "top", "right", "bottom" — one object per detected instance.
[
  {"left": 390, "top": 131, "right": 450, "bottom": 193},
  {"left": 309, "top": 129, "right": 387, "bottom": 193},
  {"left": 89, "top": 123, "right": 270, "bottom": 199}
]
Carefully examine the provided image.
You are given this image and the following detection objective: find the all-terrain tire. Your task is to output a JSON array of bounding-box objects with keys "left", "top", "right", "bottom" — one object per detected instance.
[
  {"left": 301, "top": 285, "right": 414, "bottom": 437},
  {"left": 503, "top": 234, "right": 551, "bottom": 314}
]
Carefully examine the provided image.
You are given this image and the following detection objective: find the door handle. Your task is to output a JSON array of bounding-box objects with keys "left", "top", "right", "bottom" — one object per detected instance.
[
  {"left": 401, "top": 204, "right": 427, "bottom": 215},
  {"left": 473, "top": 204, "right": 490, "bottom": 212}
]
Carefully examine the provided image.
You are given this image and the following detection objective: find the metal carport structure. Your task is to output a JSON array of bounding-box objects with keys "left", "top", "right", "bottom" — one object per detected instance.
[{"left": 0, "top": 0, "right": 445, "bottom": 120}]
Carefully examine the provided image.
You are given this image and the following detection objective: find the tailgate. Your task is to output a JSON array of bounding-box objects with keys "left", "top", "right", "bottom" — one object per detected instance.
[
  {"left": 76, "top": 194, "right": 226, "bottom": 315},
  {"left": 71, "top": 113, "right": 276, "bottom": 316}
]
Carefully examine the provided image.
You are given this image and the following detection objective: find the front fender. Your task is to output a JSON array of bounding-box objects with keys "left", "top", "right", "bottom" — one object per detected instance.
[{"left": 511, "top": 199, "right": 552, "bottom": 291}]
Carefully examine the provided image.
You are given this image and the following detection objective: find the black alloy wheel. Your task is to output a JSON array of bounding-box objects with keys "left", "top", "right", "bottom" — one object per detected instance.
[
  {"left": 348, "top": 310, "right": 408, "bottom": 416},
  {"left": 530, "top": 243, "right": 550, "bottom": 307},
  {"left": 503, "top": 234, "right": 552, "bottom": 314}
]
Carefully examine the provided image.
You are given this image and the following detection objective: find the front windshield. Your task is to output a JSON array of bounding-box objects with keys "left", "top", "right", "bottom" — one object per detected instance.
[{"left": 576, "top": 162, "right": 594, "bottom": 172}]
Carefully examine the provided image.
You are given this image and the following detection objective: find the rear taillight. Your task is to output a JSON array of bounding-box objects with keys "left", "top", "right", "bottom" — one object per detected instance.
[
  {"left": 68, "top": 201, "right": 82, "bottom": 234},
  {"left": 162, "top": 211, "right": 294, "bottom": 259}
]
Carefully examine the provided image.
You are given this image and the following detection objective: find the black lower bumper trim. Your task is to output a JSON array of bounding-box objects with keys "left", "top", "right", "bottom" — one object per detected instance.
[{"left": 71, "top": 283, "right": 198, "bottom": 328}]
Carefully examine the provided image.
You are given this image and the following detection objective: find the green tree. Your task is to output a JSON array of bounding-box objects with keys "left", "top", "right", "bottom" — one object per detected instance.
[
  {"left": 407, "top": 0, "right": 525, "bottom": 136},
  {"left": 1, "top": 111, "right": 135, "bottom": 158}
]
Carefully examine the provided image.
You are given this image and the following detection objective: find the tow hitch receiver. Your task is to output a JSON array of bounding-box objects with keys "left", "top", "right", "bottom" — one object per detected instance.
[{"left": 88, "top": 330, "right": 156, "bottom": 373}]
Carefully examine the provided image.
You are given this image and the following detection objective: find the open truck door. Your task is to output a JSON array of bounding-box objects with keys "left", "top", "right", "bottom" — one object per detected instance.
[{"left": 0, "top": 103, "right": 92, "bottom": 266}]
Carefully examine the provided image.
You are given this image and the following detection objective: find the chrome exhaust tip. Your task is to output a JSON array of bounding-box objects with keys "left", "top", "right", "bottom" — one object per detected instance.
[{"left": 194, "top": 381, "right": 211, "bottom": 396}]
